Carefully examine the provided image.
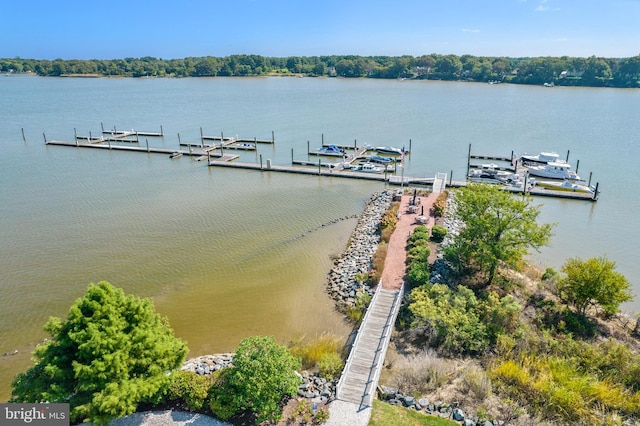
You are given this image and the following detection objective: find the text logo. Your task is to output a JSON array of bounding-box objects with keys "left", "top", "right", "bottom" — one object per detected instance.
[{"left": 1, "top": 404, "right": 69, "bottom": 425}]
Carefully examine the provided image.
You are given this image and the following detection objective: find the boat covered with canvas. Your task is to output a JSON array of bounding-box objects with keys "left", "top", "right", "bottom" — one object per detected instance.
[{"left": 375, "top": 146, "right": 403, "bottom": 155}]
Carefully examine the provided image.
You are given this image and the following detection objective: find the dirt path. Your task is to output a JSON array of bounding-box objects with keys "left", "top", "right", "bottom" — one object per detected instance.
[{"left": 381, "top": 193, "right": 437, "bottom": 290}]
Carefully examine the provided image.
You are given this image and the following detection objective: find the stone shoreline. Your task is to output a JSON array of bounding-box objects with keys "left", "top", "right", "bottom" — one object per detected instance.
[
  {"left": 326, "top": 190, "right": 392, "bottom": 306},
  {"left": 182, "top": 354, "right": 337, "bottom": 404}
]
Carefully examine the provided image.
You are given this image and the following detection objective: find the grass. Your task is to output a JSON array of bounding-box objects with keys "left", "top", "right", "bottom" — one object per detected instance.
[
  {"left": 369, "top": 400, "right": 459, "bottom": 426},
  {"left": 288, "top": 333, "right": 343, "bottom": 370}
]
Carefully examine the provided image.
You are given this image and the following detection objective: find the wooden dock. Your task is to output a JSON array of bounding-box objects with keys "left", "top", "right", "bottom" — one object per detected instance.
[
  {"left": 336, "top": 285, "right": 404, "bottom": 408},
  {"left": 44, "top": 132, "right": 598, "bottom": 201}
]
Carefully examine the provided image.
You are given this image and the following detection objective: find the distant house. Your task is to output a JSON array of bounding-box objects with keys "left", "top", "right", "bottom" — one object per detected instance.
[{"left": 560, "top": 70, "right": 583, "bottom": 78}]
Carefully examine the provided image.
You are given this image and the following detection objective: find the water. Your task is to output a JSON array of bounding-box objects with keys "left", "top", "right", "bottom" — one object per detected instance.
[{"left": 1, "top": 76, "right": 639, "bottom": 400}]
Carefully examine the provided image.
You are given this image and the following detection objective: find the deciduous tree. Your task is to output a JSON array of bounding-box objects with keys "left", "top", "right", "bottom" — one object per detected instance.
[
  {"left": 557, "top": 256, "right": 633, "bottom": 317},
  {"left": 444, "top": 183, "right": 553, "bottom": 288}
]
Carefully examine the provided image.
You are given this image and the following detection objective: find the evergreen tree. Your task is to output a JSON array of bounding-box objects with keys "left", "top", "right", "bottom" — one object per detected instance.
[{"left": 11, "top": 281, "right": 188, "bottom": 425}]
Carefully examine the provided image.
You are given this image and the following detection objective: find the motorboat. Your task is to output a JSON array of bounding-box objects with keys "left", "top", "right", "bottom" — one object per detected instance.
[
  {"left": 368, "top": 154, "right": 394, "bottom": 164},
  {"left": 317, "top": 144, "right": 345, "bottom": 155},
  {"left": 525, "top": 161, "right": 580, "bottom": 180},
  {"left": 375, "top": 146, "right": 403, "bottom": 155},
  {"left": 353, "top": 162, "right": 385, "bottom": 173},
  {"left": 169, "top": 151, "right": 182, "bottom": 159},
  {"left": 536, "top": 179, "right": 595, "bottom": 194},
  {"left": 467, "top": 164, "right": 513, "bottom": 184},
  {"left": 519, "top": 151, "right": 564, "bottom": 166}
]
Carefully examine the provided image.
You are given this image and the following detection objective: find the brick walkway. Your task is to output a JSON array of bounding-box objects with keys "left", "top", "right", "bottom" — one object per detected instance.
[{"left": 381, "top": 193, "right": 437, "bottom": 290}]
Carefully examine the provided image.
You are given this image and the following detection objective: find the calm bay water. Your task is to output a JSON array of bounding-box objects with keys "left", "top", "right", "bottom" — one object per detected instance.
[{"left": 1, "top": 76, "right": 639, "bottom": 400}]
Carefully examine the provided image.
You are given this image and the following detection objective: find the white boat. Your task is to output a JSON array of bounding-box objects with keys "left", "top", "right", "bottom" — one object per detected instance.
[
  {"left": 169, "top": 152, "right": 182, "bottom": 159},
  {"left": 536, "top": 179, "right": 595, "bottom": 194},
  {"left": 525, "top": 161, "right": 581, "bottom": 180},
  {"left": 353, "top": 162, "right": 385, "bottom": 173},
  {"left": 375, "top": 146, "right": 403, "bottom": 155},
  {"left": 519, "top": 151, "right": 564, "bottom": 166},
  {"left": 467, "top": 164, "right": 513, "bottom": 184}
]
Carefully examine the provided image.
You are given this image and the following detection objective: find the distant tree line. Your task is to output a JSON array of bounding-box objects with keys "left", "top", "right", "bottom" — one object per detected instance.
[{"left": 2, "top": 53, "right": 639, "bottom": 88}]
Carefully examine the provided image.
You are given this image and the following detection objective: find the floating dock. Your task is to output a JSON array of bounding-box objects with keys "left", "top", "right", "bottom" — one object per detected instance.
[{"left": 42, "top": 129, "right": 598, "bottom": 202}]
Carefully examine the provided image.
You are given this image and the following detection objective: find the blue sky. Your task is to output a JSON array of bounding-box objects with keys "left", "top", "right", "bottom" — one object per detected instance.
[{"left": 2, "top": 0, "right": 639, "bottom": 59}]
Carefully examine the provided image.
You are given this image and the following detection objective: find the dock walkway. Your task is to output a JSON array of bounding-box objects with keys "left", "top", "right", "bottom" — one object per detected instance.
[{"left": 330, "top": 284, "right": 403, "bottom": 423}]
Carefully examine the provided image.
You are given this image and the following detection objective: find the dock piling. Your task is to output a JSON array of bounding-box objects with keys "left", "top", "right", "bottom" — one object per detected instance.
[
  {"left": 259, "top": 154, "right": 263, "bottom": 170},
  {"left": 450, "top": 170, "right": 453, "bottom": 185},
  {"left": 146, "top": 139, "right": 149, "bottom": 152},
  {"left": 307, "top": 140, "right": 310, "bottom": 155},
  {"left": 43, "top": 132, "right": 47, "bottom": 144},
  {"left": 101, "top": 122, "right": 105, "bottom": 133},
  {"left": 200, "top": 127, "right": 204, "bottom": 146},
  {"left": 22, "top": 128, "right": 26, "bottom": 143},
  {"left": 291, "top": 148, "right": 294, "bottom": 165},
  {"left": 74, "top": 128, "right": 78, "bottom": 145},
  {"left": 160, "top": 125, "right": 164, "bottom": 137},
  {"left": 566, "top": 150, "right": 570, "bottom": 162},
  {"left": 576, "top": 159, "right": 580, "bottom": 173},
  {"left": 272, "top": 130, "right": 274, "bottom": 144}
]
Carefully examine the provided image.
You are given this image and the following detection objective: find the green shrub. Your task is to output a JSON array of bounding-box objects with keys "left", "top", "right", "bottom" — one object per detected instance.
[
  {"left": 409, "top": 284, "right": 489, "bottom": 355},
  {"left": 407, "top": 245, "right": 431, "bottom": 264},
  {"left": 407, "top": 262, "right": 431, "bottom": 287},
  {"left": 345, "top": 291, "right": 373, "bottom": 324},
  {"left": 313, "top": 407, "right": 330, "bottom": 424},
  {"left": 430, "top": 225, "right": 447, "bottom": 242},
  {"left": 166, "top": 370, "right": 211, "bottom": 411},
  {"left": 317, "top": 352, "right": 344, "bottom": 380}
]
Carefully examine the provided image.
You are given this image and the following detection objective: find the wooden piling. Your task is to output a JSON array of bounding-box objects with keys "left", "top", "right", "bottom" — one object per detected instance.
[
  {"left": 272, "top": 130, "right": 274, "bottom": 144},
  {"left": 566, "top": 150, "right": 570, "bottom": 162},
  {"left": 22, "top": 128, "right": 26, "bottom": 143},
  {"left": 160, "top": 125, "right": 164, "bottom": 136},
  {"left": 576, "top": 159, "right": 580, "bottom": 173}
]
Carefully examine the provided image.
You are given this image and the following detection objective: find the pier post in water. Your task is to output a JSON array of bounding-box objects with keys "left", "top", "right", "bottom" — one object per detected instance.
[
  {"left": 450, "top": 170, "right": 453, "bottom": 185},
  {"left": 291, "top": 148, "right": 294, "bottom": 165},
  {"left": 160, "top": 125, "right": 164, "bottom": 137},
  {"left": 22, "top": 128, "right": 26, "bottom": 143},
  {"left": 260, "top": 154, "right": 263, "bottom": 170},
  {"left": 576, "top": 159, "right": 580, "bottom": 173},
  {"left": 272, "top": 130, "right": 274, "bottom": 144},
  {"left": 74, "top": 128, "right": 78, "bottom": 145},
  {"left": 200, "top": 127, "right": 204, "bottom": 146},
  {"left": 146, "top": 139, "right": 149, "bottom": 152},
  {"left": 318, "top": 158, "right": 321, "bottom": 175},
  {"left": 307, "top": 140, "right": 310, "bottom": 155},
  {"left": 43, "top": 132, "right": 47, "bottom": 144}
]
